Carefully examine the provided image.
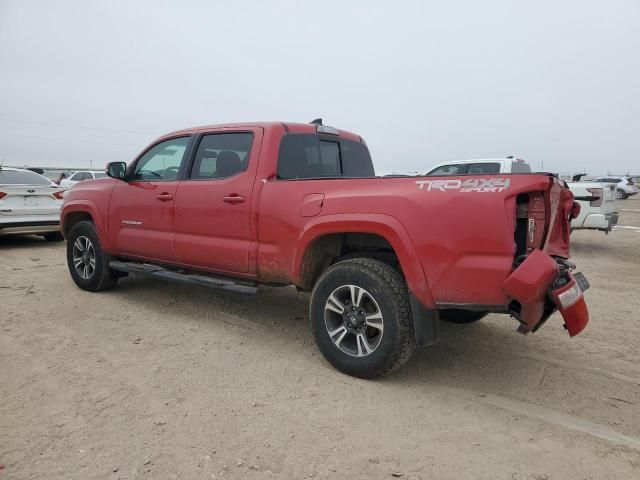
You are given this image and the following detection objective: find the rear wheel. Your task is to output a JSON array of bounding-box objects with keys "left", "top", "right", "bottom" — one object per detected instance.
[
  {"left": 616, "top": 189, "right": 627, "bottom": 200},
  {"left": 43, "top": 232, "right": 64, "bottom": 242},
  {"left": 66, "top": 220, "right": 118, "bottom": 291},
  {"left": 310, "top": 258, "right": 415, "bottom": 378},
  {"left": 439, "top": 309, "right": 488, "bottom": 324}
]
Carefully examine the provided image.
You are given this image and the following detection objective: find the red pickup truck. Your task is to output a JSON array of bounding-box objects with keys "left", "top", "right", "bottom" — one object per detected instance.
[{"left": 61, "top": 120, "right": 589, "bottom": 378}]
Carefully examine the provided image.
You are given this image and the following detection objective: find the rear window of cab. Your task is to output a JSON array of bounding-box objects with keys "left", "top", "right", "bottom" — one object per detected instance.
[{"left": 277, "top": 134, "right": 375, "bottom": 179}]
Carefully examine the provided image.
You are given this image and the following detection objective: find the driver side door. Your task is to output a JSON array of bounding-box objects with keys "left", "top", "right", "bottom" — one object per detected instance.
[{"left": 108, "top": 136, "right": 192, "bottom": 263}]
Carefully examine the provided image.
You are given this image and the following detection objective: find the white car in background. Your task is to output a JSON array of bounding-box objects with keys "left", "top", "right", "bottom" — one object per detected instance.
[
  {"left": 591, "top": 176, "right": 638, "bottom": 199},
  {"left": 424, "top": 157, "right": 532, "bottom": 175},
  {"left": 59, "top": 170, "right": 108, "bottom": 189},
  {"left": 567, "top": 181, "right": 618, "bottom": 233},
  {"left": 0, "top": 167, "right": 65, "bottom": 241}
]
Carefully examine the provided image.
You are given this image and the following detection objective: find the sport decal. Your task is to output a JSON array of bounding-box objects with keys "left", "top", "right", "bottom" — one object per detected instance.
[{"left": 416, "top": 178, "right": 511, "bottom": 193}]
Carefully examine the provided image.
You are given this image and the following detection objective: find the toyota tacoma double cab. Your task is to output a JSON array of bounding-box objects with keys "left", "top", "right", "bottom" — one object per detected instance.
[{"left": 61, "top": 120, "right": 590, "bottom": 378}]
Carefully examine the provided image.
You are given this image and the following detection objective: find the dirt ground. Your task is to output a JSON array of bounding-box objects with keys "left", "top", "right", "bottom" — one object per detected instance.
[{"left": 1, "top": 197, "right": 639, "bottom": 480}]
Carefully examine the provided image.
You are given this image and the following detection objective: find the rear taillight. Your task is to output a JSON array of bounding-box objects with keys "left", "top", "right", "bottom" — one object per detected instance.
[
  {"left": 586, "top": 187, "right": 603, "bottom": 207},
  {"left": 53, "top": 191, "right": 65, "bottom": 200},
  {"left": 550, "top": 273, "right": 589, "bottom": 337},
  {"left": 0, "top": 192, "right": 6, "bottom": 200},
  {"left": 555, "top": 280, "right": 582, "bottom": 308}
]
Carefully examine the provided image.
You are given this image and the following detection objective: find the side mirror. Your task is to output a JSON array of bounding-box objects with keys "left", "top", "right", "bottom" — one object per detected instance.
[{"left": 106, "top": 161, "right": 127, "bottom": 180}]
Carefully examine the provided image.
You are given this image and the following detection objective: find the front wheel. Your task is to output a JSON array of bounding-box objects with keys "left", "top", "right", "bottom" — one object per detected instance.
[
  {"left": 66, "top": 220, "right": 118, "bottom": 291},
  {"left": 310, "top": 258, "right": 415, "bottom": 378}
]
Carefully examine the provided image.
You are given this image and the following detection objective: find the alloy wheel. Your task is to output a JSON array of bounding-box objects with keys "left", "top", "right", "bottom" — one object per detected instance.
[
  {"left": 72, "top": 235, "right": 96, "bottom": 279},
  {"left": 324, "top": 284, "right": 384, "bottom": 357}
]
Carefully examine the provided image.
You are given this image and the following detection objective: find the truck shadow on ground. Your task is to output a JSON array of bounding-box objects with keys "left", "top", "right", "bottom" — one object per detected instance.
[
  {"left": 0, "top": 234, "right": 61, "bottom": 250},
  {"left": 108, "top": 275, "right": 577, "bottom": 395}
]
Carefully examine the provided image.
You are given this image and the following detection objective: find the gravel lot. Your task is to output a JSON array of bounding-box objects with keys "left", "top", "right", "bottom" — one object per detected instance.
[{"left": 1, "top": 197, "right": 639, "bottom": 480}]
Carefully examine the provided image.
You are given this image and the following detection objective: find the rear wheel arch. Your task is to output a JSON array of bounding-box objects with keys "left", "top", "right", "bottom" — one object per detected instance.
[
  {"left": 293, "top": 217, "right": 434, "bottom": 308},
  {"left": 297, "top": 232, "right": 404, "bottom": 290}
]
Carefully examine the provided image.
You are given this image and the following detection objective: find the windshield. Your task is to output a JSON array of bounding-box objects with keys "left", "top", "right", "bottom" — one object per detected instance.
[
  {"left": 0, "top": 169, "right": 53, "bottom": 185},
  {"left": 94, "top": 172, "right": 107, "bottom": 178}
]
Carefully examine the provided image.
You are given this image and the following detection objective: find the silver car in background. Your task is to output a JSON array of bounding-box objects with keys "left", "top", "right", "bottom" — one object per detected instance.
[{"left": 0, "top": 167, "right": 65, "bottom": 241}]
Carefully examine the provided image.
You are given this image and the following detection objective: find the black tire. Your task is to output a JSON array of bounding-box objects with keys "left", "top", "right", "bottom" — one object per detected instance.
[
  {"left": 66, "top": 220, "right": 118, "bottom": 291},
  {"left": 43, "top": 232, "right": 64, "bottom": 242},
  {"left": 616, "top": 189, "right": 628, "bottom": 200},
  {"left": 439, "top": 309, "right": 488, "bottom": 324},
  {"left": 310, "top": 258, "right": 415, "bottom": 378}
]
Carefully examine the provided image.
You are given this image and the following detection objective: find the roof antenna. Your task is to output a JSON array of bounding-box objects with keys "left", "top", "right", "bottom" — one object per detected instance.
[{"left": 310, "top": 118, "right": 323, "bottom": 125}]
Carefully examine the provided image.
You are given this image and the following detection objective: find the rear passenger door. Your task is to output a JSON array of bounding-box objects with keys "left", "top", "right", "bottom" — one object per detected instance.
[{"left": 173, "top": 128, "right": 263, "bottom": 273}]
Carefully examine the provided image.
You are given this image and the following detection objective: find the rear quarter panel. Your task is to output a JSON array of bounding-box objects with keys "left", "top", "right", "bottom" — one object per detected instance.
[{"left": 257, "top": 174, "right": 556, "bottom": 307}]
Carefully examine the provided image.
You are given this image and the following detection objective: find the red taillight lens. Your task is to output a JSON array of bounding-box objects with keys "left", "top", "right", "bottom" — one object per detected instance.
[
  {"left": 0, "top": 192, "right": 6, "bottom": 200},
  {"left": 53, "top": 191, "right": 65, "bottom": 200},
  {"left": 586, "top": 187, "right": 603, "bottom": 207},
  {"left": 550, "top": 274, "right": 589, "bottom": 337},
  {"left": 555, "top": 280, "right": 582, "bottom": 308}
]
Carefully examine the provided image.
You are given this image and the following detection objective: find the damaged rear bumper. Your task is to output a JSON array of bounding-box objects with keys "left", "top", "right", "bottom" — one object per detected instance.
[{"left": 502, "top": 249, "right": 590, "bottom": 336}]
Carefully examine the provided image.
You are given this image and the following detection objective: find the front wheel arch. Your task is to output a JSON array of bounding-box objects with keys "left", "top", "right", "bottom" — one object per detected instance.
[{"left": 62, "top": 211, "right": 94, "bottom": 238}]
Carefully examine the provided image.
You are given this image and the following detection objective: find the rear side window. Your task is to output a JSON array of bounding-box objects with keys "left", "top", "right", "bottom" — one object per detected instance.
[
  {"left": 427, "top": 164, "right": 465, "bottom": 176},
  {"left": 467, "top": 163, "right": 501, "bottom": 174},
  {"left": 190, "top": 133, "right": 254, "bottom": 180},
  {"left": 598, "top": 177, "right": 620, "bottom": 183},
  {"left": 277, "top": 134, "right": 374, "bottom": 179},
  {"left": 0, "top": 170, "right": 52, "bottom": 185},
  {"left": 510, "top": 162, "right": 531, "bottom": 173}
]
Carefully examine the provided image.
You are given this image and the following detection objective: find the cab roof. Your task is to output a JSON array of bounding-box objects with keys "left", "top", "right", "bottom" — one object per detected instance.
[{"left": 158, "top": 121, "right": 363, "bottom": 143}]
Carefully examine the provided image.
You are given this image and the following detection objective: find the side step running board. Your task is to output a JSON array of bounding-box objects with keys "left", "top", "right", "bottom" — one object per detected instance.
[{"left": 108, "top": 261, "right": 258, "bottom": 295}]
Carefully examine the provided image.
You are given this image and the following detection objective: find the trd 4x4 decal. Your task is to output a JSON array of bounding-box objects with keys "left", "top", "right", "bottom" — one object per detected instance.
[{"left": 416, "top": 178, "right": 511, "bottom": 192}]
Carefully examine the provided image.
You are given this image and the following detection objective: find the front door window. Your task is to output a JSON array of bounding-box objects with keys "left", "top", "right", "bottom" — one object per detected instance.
[{"left": 132, "top": 137, "right": 190, "bottom": 181}]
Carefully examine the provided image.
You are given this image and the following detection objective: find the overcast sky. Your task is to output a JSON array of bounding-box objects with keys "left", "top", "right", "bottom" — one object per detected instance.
[{"left": 1, "top": 0, "right": 638, "bottom": 175}]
